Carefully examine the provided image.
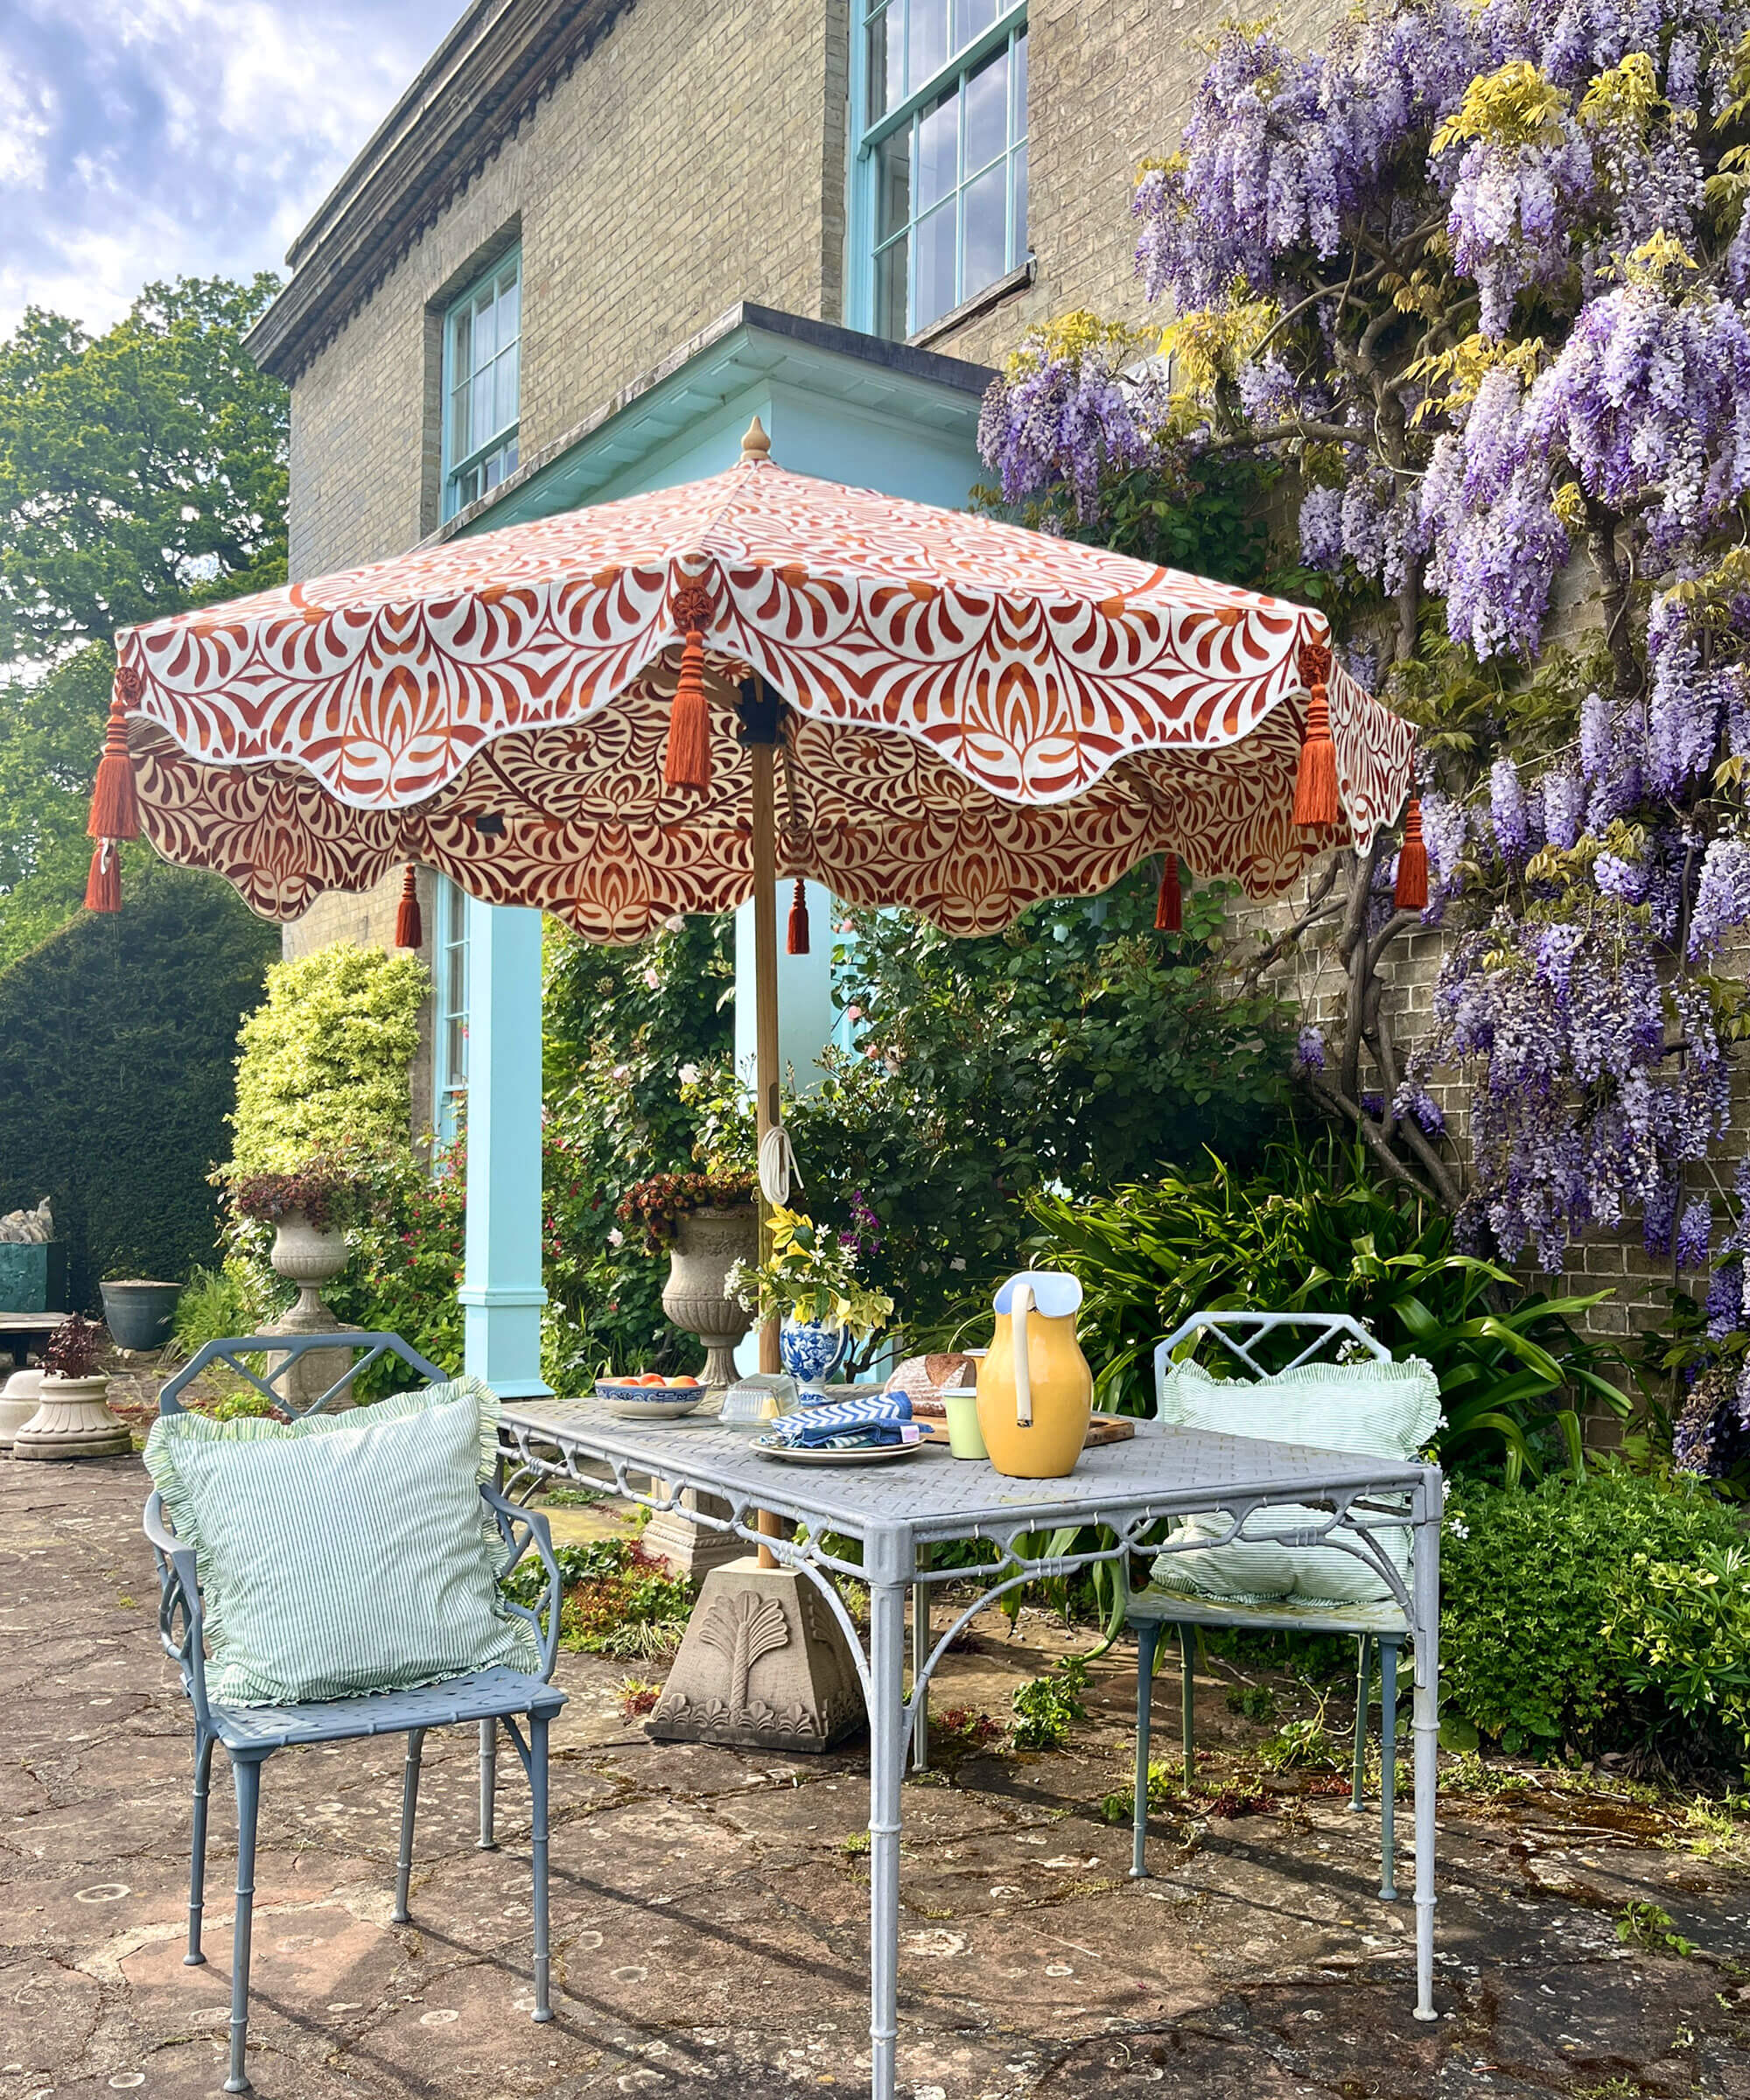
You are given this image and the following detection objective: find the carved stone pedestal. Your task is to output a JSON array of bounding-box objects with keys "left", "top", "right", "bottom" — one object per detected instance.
[
  {"left": 647, "top": 1558, "right": 864, "bottom": 1753},
  {"left": 641, "top": 1488, "right": 758, "bottom": 1582}
]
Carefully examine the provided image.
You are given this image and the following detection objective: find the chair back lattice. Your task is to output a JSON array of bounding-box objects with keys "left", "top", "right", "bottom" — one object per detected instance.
[
  {"left": 157, "top": 1334, "right": 448, "bottom": 1419},
  {"left": 1153, "top": 1311, "right": 1390, "bottom": 1417}
]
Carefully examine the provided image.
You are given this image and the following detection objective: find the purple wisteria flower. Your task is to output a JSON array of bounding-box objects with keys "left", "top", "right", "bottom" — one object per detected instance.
[
  {"left": 1296, "top": 1026, "right": 1327, "bottom": 1072},
  {"left": 1676, "top": 1196, "right": 1713, "bottom": 1268},
  {"left": 1489, "top": 755, "right": 1531, "bottom": 863},
  {"left": 1707, "top": 1260, "right": 1744, "bottom": 1338}
]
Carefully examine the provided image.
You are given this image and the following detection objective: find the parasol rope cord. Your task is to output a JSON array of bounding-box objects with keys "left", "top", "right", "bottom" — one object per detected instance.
[{"left": 759, "top": 1125, "right": 802, "bottom": 1208}]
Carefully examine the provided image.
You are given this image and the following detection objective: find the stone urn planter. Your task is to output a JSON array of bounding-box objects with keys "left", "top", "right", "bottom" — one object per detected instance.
[
  {"left": 0, "top": 1368, "right": 43, "bottom": 1450},
  {"left": 14, "top": 1372, "right": 130, "bottom": 1460},
  {"left": 661, "top": 1204, "right": 758, "bottom": 1385},
  {"left": 265, "top": 1208, "right": 359, "bottom": 1410},
  {"left": 100, "top": 1278, "right": 183, "bottom": 1354}
]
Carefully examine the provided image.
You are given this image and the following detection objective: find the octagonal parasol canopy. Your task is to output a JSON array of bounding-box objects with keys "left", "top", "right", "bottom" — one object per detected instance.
[{"left": 87, "top": 421, "right": 1418, "bottom": 941}]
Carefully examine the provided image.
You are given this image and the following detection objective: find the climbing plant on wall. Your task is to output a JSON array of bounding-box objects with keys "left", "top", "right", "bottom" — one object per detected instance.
[{"left": 976, "top": 0, "right": 1750, "bottom": 1324}]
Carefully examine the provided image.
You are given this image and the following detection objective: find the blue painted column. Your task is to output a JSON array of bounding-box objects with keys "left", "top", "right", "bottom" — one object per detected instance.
[{"left": 459, "top": 900, "right": 551, "bottom": 1397}]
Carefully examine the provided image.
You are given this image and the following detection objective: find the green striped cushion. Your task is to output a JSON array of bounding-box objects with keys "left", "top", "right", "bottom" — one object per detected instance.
[
  {"left": 1150, "top": 1354, "right": 1438, "bottom": 1606},
  {"left": 144, "top": 1377, "right": 540, "bottom": 1706}
]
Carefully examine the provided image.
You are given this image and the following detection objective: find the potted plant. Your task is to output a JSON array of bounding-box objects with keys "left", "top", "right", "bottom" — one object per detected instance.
[
  {"left": 13, "top": 1312, "right": 131, "bottom": 1460},
  {"left": 100, "top": 1274, "right": 185, "bottom": 1354},
  {"left": 619, "top": 1170, "right": 757, "bottom": 1385},
  {"left": 228, "top": 1158, "right": 365, "bottom": 1320},
  {"left": 725, "top": 1206, "right": 894, "bottom": 1390}
]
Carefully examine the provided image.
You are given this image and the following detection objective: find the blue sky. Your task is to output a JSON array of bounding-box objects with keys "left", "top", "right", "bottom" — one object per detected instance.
[{"left": 0, "top": 0, "right": 472, "bottom": 337}]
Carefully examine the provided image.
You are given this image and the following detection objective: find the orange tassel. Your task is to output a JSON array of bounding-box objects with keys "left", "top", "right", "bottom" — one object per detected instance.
[
  {"left": 663, "top": 629, "right": 711, "bottom": 792},
  {"left": 84, "top": 839, "right": 121, "bottom": 914},
  {"left": 395, "top": 864, "right": 422, "bottom": 948},
  {"left": 1154, "top": 854, "right": 1182, "bottom": 932},
  {"left": 1293, "top": 685, "right": 1340, "bottom": 828},
  {"left": 1394, "top": 797, "right": 1429, "bottom": 911},
  {"left": 88, "top": 682, "right": 141, "bottom": 842},
  {"left": 787, "top": 878, "right": 810, "bottom": 956}
]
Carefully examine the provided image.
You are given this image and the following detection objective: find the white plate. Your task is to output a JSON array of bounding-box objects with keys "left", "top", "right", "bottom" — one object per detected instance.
[
  {"left": 602, "top": 1395, "right": 706, "bottom": 1421},
  {"left": 750, "top": 1432, "right": 933, "bottom": 1466}
]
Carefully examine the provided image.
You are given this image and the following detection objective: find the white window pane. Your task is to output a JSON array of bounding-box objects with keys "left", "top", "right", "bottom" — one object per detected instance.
[
  {"left": 963, "top": 160, "right": 1006, "bottom": 295},
  {"left": 471, "top": 366, "right": 494, "bottom": 451},
  {"left": 497, "top": 270, "right": 520, "bottom": 346},
  {"left": 963, "top": 45, "right": 1008, "bottom": 172},
  {"left": 1012, "top": 139, "right": 1029, "bottom": 252},
  {"left": 494, "top": 339, "right": 519, "bottom": 434},
  {"left": 917, "top": 90, "right": 956, "bottom": 210},
  {"left": 447, "top": 1013, "right": 466, "bottom": 1081},
  {"left": 954, "top": 0, "right": 996, "bottom": 50},
  {"left": 875, "top": 235, "right": 909, "bottom": 338},
  {"left": 451, "top": 308, "right": 473, "bottom": 383},
  {"left": 877, "top": 127, "right": 911, "bottom": 240},
  {"left": 1012, "top": 25, "right": 1027, "bottom": 136},
  {"left": 908, "top": 0, "right": 947, "bottom": 88},
  {"left": 914, "top": 200, "right": 956, "bottom": 328},
  {"left": 449, "top": 382, "right": 472, "bottom": 466},
  {"left": 503, "top": 432, "right": 519, "bottom": 479},
  {"left": 866, "top": 5, "right": 900, "bottom": 121},
  {"left": 472, "top": 288, "right": 497, "bottom": 364}
]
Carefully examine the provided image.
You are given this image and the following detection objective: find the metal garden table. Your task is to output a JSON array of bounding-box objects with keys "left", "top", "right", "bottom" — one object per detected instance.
[{"left": 498, "top": 1399, "right": 1442, "bottom": 2096}]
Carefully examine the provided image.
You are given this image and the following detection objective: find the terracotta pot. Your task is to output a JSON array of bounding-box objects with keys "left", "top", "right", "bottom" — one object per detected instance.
[
  {"left": 662, "top": 1204, "right": 757, "bottom": 1385},
  {"left": 13, "top": 1372, "right": 131, "bottom": 1461}
]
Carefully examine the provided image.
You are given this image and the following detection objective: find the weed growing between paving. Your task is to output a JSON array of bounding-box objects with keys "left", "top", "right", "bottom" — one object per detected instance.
[{"left": 504, "top": 1539, "right": 693, "bottom": 1660}]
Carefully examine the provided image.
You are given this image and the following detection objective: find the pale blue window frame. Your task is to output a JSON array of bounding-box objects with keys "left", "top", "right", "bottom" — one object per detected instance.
[
  {"left": 432, "top": 877, "right": 470, "bottom": 1150},
  {"left": 442, "top": 248, "right": 522, "bottom": 520},
  {"left": 850, "top": 0, "right": 1028, "bottom": 340}
]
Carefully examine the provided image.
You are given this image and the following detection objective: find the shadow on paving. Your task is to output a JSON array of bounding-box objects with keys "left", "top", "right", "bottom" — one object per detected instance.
[{"left": 6, "top": 1452, "right": 1750, "bottom": 2097}]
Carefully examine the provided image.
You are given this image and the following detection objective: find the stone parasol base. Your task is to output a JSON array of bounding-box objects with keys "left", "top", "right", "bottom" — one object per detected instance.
[
  {"left": 648, "top": 1558, "right": 864, "bottom": 1754},
  {"left": 263, "top": 1298, "right": 363, "bottom": 1412}
]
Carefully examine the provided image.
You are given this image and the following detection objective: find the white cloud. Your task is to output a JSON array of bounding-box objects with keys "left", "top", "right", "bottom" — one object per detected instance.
[{"left": 0, "top": 0, "right": 472, "bottom": 335}]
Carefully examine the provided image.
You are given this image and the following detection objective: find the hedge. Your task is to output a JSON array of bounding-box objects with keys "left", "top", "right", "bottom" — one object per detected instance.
[{"left": 0, "top": 870, "right": 279, "bottom": 1307}]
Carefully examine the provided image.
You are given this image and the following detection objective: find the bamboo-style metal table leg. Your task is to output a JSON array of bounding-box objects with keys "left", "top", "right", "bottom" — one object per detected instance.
[
  {"left": 1412, "top": 1475, "right": 1441, "bottom": 2020},
  {"left": 911, "top": 1546, "right": 931, "bottom": 1771},
  {"left": 867, "top": 1578, "right": 906, "bottom": 2100}
]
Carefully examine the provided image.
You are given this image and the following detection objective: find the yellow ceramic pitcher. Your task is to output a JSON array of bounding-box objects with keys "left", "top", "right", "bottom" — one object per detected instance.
[{"left": 976, "top": 1271, "right": 1094, "bottom": 1478}]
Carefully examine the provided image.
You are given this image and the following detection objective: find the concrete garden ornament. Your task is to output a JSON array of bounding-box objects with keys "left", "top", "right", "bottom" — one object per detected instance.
[
  {"left": 13, "top": 1312, "right": 130, "bottom": 1460},
  {"left": 0, "top": 1198, "right": 53, "bottom": 1243}
]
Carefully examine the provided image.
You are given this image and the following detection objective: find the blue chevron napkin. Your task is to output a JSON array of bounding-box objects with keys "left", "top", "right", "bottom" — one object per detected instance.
[{"left": 770, "top": 1390, "right": 915, "bottom": 1447}]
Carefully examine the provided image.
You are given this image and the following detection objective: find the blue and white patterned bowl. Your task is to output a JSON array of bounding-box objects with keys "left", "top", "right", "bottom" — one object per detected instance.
[{"left": 594, "top": 1379, "right": 705, "bottom": 1420}]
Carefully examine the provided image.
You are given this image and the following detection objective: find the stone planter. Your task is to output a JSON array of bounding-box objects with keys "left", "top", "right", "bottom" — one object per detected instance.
[
  {"left": 13, "top": 1373, "right": 131, "bottom": 1460},
  {"left": 100, "top": 1279, "right": 183, "bottom": 1354},
  {"left": 266, "top": 1208, "right": 359, "bottom": 1411},
  {"left": 661, "top": 1204, "right": 757, "bottom": 1386},
  {"left": 0, "top": 1368, "right": 43, "bottom": 1450}
]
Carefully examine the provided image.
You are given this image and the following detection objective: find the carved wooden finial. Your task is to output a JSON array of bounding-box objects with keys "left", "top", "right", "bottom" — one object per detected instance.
[{"left": 741, "top": 415, "right": 772, "bottom": 464}]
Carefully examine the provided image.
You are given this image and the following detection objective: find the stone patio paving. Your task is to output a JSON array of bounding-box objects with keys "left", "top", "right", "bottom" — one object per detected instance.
[{"left": 9, "top": 1443, "right": 1750, "bottom": 2099}]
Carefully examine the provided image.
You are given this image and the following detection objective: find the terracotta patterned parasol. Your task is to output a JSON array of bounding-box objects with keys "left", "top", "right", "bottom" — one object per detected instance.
[{"left": 88, "top": 420, "right": 1418, "bottom": 947}]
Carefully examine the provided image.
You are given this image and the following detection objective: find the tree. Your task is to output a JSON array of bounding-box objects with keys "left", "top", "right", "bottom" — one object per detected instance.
[
  {"left": 976, "top": 0, "right": 1750, "bottom": 1288},
  {"left": 0, "top": 276, "right": 287, "bottom": 955},
  {"left": 0, "top": 275, "right": 287, "bottom": 662}
]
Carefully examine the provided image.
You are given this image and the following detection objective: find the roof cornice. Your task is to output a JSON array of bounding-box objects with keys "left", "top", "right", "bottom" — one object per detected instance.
[{"left": 246, "top": 0, "right": 634, "bottom": 384}]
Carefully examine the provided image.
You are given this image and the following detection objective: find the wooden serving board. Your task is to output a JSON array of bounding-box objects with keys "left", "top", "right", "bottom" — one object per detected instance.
[{"left": 915, "top": 1410, "right": 1136, "bottom": 1448}]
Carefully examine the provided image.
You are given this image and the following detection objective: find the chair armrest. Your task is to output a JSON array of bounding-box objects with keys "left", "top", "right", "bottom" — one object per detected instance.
[
  {"left": 1153, "top": 1311, "right": 1390, "bottom": 1414},
  {"left": 482, "top": 1481, "right": 563, "bottom": 1682},
  {"left": 144, "top": 1492, "right": 211, "bottom": 1730}
]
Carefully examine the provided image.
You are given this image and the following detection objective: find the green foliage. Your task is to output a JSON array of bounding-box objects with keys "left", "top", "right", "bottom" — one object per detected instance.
[
  {"left": 1010, "top": 1655, "right": 1091, "bottom": 1749},
  {"left": 0, "top": 868, "right": 277, "bottom": 1306},
  {"left": 318, "top": 1153, "right": 466, "bottom": 1391},
  {"left": 780, "top": 863, "right": 1291, "bottom": 1346},
  {"left": 1226, "top": 1683, "right": 1280, "bottom": 1723},
  {"left": 504, "top": 1536, "right": 694, "bottom": 1659},
  {"left": 0, "top": 276, "right": 287, "bottom": 663},
  {"left": 1256, "top": 1713, "right": 1342, "bottom": 1772},
  {"left": 974, "top": 452, "right": 1291, "bottom": 597},
  {"left": 226, "top": 943, "right": 428, "bottom": 1175},
  {"left": 172, "top": 1263, "right": 280, "bottom": 1360},
  {"left": 1442, "top": 1470, "right": 1750, "bottom": 1765},
  {"left": 1614, "top": 1902, "right": 1697, "bottom": 1958},
  {"left": 1028, "top": 1129, "right": 1630, "bottom": 1480}
]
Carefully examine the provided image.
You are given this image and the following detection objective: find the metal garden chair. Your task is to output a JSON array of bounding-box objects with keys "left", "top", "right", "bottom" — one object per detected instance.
[
  {"left": 147, "top": 1334, "right": 566, "bottom": 2093},
  {"left": 1121, "top": 1312, "right": 1416, "bottom": 1900}
]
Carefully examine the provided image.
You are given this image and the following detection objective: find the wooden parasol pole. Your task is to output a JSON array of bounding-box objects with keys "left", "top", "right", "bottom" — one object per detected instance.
[{"left": 749, "top": 709, "right": 784, "bottom": 1568}]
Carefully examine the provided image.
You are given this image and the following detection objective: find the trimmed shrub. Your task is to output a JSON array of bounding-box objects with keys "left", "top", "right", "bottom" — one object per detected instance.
[
  {"left": 1443, "top": 1471, "right": 1750, "bottom": 1769},
  {"left": 0, "top": 869, "right": 278, "bottom": 1306},
  {"left": 226, "top": 942, "right": 426, "bottom": 1174}
]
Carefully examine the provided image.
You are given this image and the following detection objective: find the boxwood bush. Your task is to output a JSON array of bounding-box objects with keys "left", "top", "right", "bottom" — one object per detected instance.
[{"left": 1443, "top": 1470, "right": 1750, "bottom": 1771}]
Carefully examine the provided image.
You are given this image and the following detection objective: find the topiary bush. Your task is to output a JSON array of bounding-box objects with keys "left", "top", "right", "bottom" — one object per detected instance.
[
  {"left": 1443, "top": 1470, "right": 1750, "bottom": 1772},
  {"left": 225, "top": 942, "right": 427, "bottom": 1174},
  {"left": 0, "top": 868, "right": 278, "bottom": 1306}
]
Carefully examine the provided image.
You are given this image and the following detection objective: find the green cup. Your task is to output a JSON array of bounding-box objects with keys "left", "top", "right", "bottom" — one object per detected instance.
[{"left": 942, "top": 1389, "right": 988, "bottom": 1460}]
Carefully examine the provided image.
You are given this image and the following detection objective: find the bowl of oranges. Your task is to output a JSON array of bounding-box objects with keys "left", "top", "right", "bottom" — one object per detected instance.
[{"left": 594, "top": 1373, "right": 709, "bottom": 1421}]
